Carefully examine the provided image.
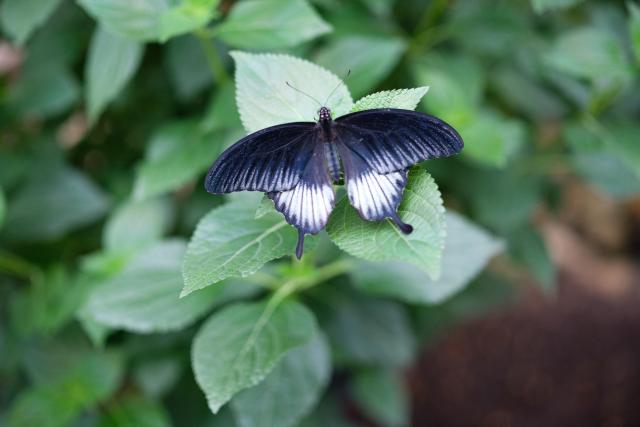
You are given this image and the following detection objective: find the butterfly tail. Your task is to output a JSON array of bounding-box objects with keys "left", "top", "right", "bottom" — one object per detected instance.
[
  {"left": 295, "top": 230, "right": 305, "bottom": 260},
  {"left": 390, "top": 213, "right": 413, "bottom": 234}
]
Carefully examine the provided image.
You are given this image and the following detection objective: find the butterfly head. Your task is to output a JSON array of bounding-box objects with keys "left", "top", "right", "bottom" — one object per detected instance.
[{"left": 318, "top": 106, "right": 332, "bottom": 123}]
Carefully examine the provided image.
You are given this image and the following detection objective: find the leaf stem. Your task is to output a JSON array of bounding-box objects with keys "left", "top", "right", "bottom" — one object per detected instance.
[{"left": 195, "top": 29, "right": 229, "bottom": 84}]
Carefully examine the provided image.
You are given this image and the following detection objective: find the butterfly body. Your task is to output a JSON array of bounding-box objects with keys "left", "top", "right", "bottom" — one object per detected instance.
[{"left": 205, "top": 106, "right": 463, "bottom": 259}]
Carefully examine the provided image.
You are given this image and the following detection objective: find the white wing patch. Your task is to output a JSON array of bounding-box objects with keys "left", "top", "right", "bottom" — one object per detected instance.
[
  {"left": 347, "top": 169, "right": 407, "bottom": 221},
  {"left": 270, "top": 181, "right": 335, "bottom": 234}
]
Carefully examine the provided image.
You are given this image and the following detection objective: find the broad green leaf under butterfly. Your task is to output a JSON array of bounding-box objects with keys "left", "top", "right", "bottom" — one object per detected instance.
[
  {"left": 0, "top": 0, "right": 64, "bottom": 45},
  {"left": 216, "top": 0, "right": 331, "bottom": 50},
  {"left": 86, "top": 26, "right": 144, "bottom": 123},
  {"left": 192, "top": 300, "right": 317, "bottom": 413},
  {"left": 351, "top": 212, "right": 504, "bottom": 304},
  {"left": 350, "top": 87, "right": 429, "bottom": 112},
  {"left": 327, "top": 168, "right": 446, "bottom": 280},
  {"left": 77, "top": 0, "right": 219, "bottom": 42},
  {"left": 181, "top": 201, "right": 298, "bottom": 296},
  {"left": 231, "top": 51, "right": 353, "bottom": 133},
  {"left": 231, "top": 333, "right": 331, "bottom": 427}
]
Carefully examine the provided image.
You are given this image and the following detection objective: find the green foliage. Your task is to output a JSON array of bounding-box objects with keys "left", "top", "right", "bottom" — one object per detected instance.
[
  {"left": 2, "top": 0, "right": 639, "bottom": 426},
  {"left": 192, "top": 300, "right": 317, "bottom": 413}
]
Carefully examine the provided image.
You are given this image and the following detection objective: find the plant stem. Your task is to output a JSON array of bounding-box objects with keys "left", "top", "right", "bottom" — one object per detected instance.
[
  {"left": 0, "top": 249, "right": 42, "bottom": 282},
  {"left": 195, "top": 29, "right": 229, "bottom": 84}
]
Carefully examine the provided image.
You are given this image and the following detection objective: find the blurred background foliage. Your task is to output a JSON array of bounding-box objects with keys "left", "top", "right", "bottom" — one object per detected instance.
[{"left": 1, "top": 0, "right": 640, "bottom": 426}]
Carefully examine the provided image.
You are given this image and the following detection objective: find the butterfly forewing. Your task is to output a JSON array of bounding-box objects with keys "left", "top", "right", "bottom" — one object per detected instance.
[
  {"left": 335, "top": 109, "right": 463, "bottom": 174},
  {"left": 205, "top": 122, "right": 316, "bottom": 194}
]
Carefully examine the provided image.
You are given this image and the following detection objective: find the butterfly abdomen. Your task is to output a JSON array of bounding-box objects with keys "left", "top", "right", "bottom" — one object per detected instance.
[{"left": 324, "top": 142, "right": 342, "bottom": 183}]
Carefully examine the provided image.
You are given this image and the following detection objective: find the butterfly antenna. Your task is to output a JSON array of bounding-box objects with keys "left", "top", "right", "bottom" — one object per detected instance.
[
  {"left": 285, "top": 81, "right": 322, "bottom": 107},
  {"left": 323, "top": 69, "right": 351, "bottom": 106}
]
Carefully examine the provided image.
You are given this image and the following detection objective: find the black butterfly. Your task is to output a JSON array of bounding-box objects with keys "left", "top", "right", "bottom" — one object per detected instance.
[{"left": 205, "top": 105, "right": 463, "bottom": 259}]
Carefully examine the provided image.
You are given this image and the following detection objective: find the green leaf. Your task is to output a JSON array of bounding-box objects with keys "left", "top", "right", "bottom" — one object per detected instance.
[
  {"left": 351, "top": 87, "right": 429, "bottom": 112},
  {"left": 314, "top": 35, "right": 407, "bottom": 97},
  {"left": 133, "top": 121, "right": 241, "bottom": 200},
  {"left": 413, "top": 55, "right": 484, "bottom": 126},
  {"left": 6, "top": 351, "right": 123, "bottom": 427},
  {"left": 97, "top": 397, "right": 171, "bottom": 427},
  {"left": 7, "top": 64, "right": 80, "bottom": 119},
  {"left": 165, "top": 35, "right": 213, "bottom": 101},
  {"left": 629, "top": 2, "right": 640, "bottom": 65},
  {"left": 545, "top": 27, "right": 633, "bottom": 89},
  {"left": 216, "top": 0, "right": 331, "bottom": 49},
  {"left": 326, "top": 168, "right": 445, "bottom": 280},
  {"left": 531, "top": 0, "right": 583, "bottom": 13},
  {"left": 231, "top": 333, "right": 331, "bottom": 427},
  {"left": 509, "top": 227, "right": 556, "bottom": 292},
  {"left": 3, "top": 166, "right": 109, "bottom": 242},
  {"left": 232, "top": 51, "right": 353, "bottom": 133},
  {"left": 297, "top": 397, "right": 355, "bottom": 427},
  {"left": 86, "top": 26, "right": 144, "bottom": 123},
  {"left": 350, "top": 369, "right": 408, "bottom": 427},
  {"left": 0, "top": 187, "right": 5, "bottom": 230},
  {"left": 182, "top": 201, "right": 298, "bottom": 297},
  {"left": 192, "top": 300, "right": 317, "bottom": 413},
  {"left": 351, "top": 212, "right": 503, "bottom": 304},
  {"left": 83, "top": 240, "right": 247, "bottom": 333},
  {"left": 103, "top": 197, "right": 173, "bottom": 252},
  {"left": 76, "top": 0, "right": 219, "bottom": 42},
  {"left": 325, "top": 295, "right": 415, "bottom": 367},
  {"left": 459, "top": 111, "right": 525, "bottom": 168},
  {"left": 0, "top": 0, "right": 64, "bottom": 44}
]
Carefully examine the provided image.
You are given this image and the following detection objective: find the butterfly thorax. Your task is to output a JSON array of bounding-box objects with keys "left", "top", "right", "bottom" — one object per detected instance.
[{"left": 318, "top": 107, "right": 333, "bottom": 141}]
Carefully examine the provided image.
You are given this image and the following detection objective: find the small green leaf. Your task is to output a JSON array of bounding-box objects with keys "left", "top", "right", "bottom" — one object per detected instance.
[
  {"left": 351, "top": 212, "right": 503, "bottom": 304},
  {"left": 231, "top": 333, "right": 331, "bottom": 427},
  {"left": 326, "top": 168, "right": 445, "bottom": 280},
  {"left": 7, "top": 351, "right": 123, "bottom": 427},
  {"left": 7, "top": 64, "right": 80, "bottom": 119},
  {"left": 232, "top": 51, "right": 353, "bottom": 133},
  {"left": 86, "top": 26, "right": 144, "bottom": 123},
  {"left": 630, "top": 2, "right": 640, "bottom": 65},
  {"left": 133, "top": 121, "right": 241, "bottom": 200},
  {"left": 3, "top": 166, "right": 109, "bottom": 242},
  {"left": 509, "top": 227, "right": 556, "bottom": 292},
  {"left": 76, "top": 0, "right": 219, "bottom": 42},
  {"left": 413, "top": 55, "right": 484, "bottom": 126},
  {"left": 97, "top": 397, "right": 171, "bottom": 427},
  {"left": 351, "top": 87, "right": 429, "bottom": 112},
  {"left": 531, "top": 0, "right": 583, "bottom": 13},
  {"left": 314, "top": 35, "right": 406, "bottom": 97},
  {"left": 325, "top": 295, "right": 415, "bottom": 367},
  {"left": 459, "top": 111, "right": 525, "bottom": 168},
  {"left": 0, "top": 187, "right": 5, "bottom": 230},
  {"left": 182, "top": 201, "right": 298, "bottom": 296},
  {"left": 165, "top": 35, "right": 213, "bottom": 101},
  {"left": 351, "top": 369, "right": 409, "bottom": 427},
  {"left": 217, "top": 0, "right": 331, "bottom": 49},
  {"left": 192, "top": 300, "right": 317, "bottom": 413},
  {"left": 545, "top": 27, "right": 633, "bottom": 89},
  {"left": 0, "top": 0, "right": 64, "bottom": 45},
  {"left": 83, "top": 240, "right": 251, "bottom": 333},
  {"left": 103, "top": 197, "right": 173, "bottom": 252}
]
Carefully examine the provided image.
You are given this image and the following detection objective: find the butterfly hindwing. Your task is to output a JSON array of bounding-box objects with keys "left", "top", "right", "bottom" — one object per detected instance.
[
  {"left": 269, "top": 140, "right": 336, "bottom": 258},
  {"left": 335, "top": 108, "right": 463, "bottom": 174},
  {"left": 205, "top": 122, "right": 316, "bottom": 194},
  {"left": 337, "top": 140, "right": 412, "bottom": 233}
]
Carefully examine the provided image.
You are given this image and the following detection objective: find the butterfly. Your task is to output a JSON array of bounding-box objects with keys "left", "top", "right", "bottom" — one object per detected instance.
[{"left": 205, "top": 103, "right": 463, "bottom": 259}]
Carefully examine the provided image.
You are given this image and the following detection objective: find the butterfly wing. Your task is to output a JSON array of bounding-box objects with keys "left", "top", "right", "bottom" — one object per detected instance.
[
  {"left": 269, "top": 136, "right": 335, "bottom": 259},
  {"left": 336, "top": 138, "right": 412, "bottom": 233},
  {"left": 205, "top": 122, "right": 316, "bottom": 194},
  {"left": 335, "top": 108, "right": 463, "bottom": 174}
]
